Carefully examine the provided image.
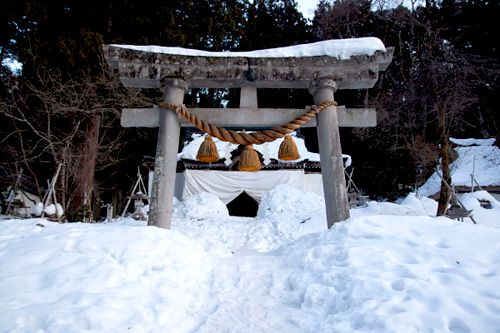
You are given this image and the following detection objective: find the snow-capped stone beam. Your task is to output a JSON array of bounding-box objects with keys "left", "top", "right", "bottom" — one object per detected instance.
[{"left": 103, "top": 39, "right": 393, "bottom": 90}]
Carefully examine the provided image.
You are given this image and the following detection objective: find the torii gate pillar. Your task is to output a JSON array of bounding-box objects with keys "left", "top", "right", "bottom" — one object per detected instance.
[
  {"left": 310, "top": 79, "right": 349, "bottom": 227},
  {"left": 148, "top": 78, "right": 188, "bottom": 229}
]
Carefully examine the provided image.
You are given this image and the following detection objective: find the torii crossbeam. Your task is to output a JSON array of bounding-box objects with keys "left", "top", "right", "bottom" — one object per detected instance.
[{"left": 103, "top": 37, "right": 393, "bottom": 229}]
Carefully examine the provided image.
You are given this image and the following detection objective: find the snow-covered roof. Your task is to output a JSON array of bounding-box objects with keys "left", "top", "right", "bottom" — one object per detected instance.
[
  {"left": 450, "top": 138, "right": 496, "bottom": 147},
  {"left": 178, "top": 133, "right": 352, "bottom": 166},
  {"left": 111, "top": 37, "right": 386, "bottom": 60},
  {"left": 419, "top": 138, "right": 500, "bottom": 197},
  {"left": 178, "top": 133, "right": 320, "bottom": 163}
]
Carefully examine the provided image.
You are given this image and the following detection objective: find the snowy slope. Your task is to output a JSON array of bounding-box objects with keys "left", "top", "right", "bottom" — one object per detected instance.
[
  {"left": 1, "top": 186, "right": 499, "bottom": 333},
  {"left": 420, "top": 138, "right": 500, "bottom": 197}
]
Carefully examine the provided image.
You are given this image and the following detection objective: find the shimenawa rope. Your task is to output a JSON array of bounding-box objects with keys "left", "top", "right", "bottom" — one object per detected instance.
[{"left": 158, "top": 101, "right": 338, "bottom": 146}]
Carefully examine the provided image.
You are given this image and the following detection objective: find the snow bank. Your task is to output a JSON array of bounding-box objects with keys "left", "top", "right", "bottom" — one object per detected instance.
[
  {"left": 112, "top": 37, "right": 386, "bottom": 60},
  {"left": 352, "top": 191, "right": 499, "bottom": 227},
  {"left": 171, "top": 186, "right": 327, "bottom": 253},
  {"left": 350, "top": 193, "right": 437, "bottom": 218},
  {"left": 452, "top": 145, "right": 500, "bottom": 186},
  {"left": 400, "top": 192, "right": 439, "bottom": 215}
]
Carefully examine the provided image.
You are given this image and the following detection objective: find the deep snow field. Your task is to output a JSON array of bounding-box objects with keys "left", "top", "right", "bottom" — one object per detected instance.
[{"left": 1, "top": 185, "right": 499, "bottom": 333}]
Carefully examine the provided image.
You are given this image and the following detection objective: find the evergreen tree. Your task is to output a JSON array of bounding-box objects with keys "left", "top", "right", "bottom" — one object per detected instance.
[
  {"left": 312, "top": 0, "right": 373, "bottom": 39},
  {"left": 241, "top": 0, "right": 311, "bottom": 50}
]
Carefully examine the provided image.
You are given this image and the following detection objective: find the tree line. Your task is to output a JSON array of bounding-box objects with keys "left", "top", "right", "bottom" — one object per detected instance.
[{"left": 1, "top": 0, "right": 498, "bottom": 219}]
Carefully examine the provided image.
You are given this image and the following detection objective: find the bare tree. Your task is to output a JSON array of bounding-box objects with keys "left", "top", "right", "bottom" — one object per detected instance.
[{"left": 0, "top": 61, "right": 150, "bottom": 219}]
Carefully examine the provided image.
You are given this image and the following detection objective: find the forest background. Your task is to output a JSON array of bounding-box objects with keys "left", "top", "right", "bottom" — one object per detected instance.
[{"left": 1, "top": 0, "right": 499, "bottom": 220}]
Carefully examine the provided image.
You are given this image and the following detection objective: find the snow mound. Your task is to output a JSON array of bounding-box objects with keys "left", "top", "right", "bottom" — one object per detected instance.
[
  {"left": 174, "top": 191, "right": 229, "bottom": 220},
  {"left": 350, "top": 194, "right": 437, "bottom": 218},
  {"left": 34, "top": 202, "right": 44, "bottom": 216},
  {"left": 257, "top": 184, "right": 324, "bottom": 219},
  {"left": 462, "top": 190, "right": 499, "bottom": 207},
  {"left": 43, "top": 203, "right": 64, "bottom": 218},
  {"left": 459, "top": 191, "right": 500, "bottom": 228},
  {"left": 400, "top": 192, "right": 438, "bottom": 216}
]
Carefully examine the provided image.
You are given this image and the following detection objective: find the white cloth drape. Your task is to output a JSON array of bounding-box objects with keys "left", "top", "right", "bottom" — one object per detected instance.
[{"left": 173, "top": 170, "right": 323, "bottom": 204}]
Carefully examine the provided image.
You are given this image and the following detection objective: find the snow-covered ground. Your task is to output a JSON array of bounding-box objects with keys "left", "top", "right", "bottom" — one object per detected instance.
[{"left": 1, "top": 185, "right": 499, "bottom": 333}]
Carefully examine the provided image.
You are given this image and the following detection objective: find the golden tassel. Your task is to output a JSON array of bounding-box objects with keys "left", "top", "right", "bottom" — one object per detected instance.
[
  {"left": 196, "top": 136, "right": 219, "bottom": 163},
  {"left": 278, "top": 135, "right": 300, "bottom": 161},
  {"left": 238, "top": 145, "right": 261, "bottom": 171}
]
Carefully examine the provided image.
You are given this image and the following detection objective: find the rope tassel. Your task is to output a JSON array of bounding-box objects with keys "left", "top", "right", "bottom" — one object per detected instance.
[
  {"left": 196, "top": 136, "right": 219, "bottom": 163},
  {"left": 278, "top": 135, "right": 300, "bottom": 161},
  {"left": 238, "top": 145, "right": 261, "bottom": 172}
]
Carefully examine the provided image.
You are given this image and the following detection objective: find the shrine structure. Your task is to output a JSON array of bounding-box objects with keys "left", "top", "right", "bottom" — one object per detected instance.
[{"left": 103, "top": 37, "right": 393, "bottom": 229}]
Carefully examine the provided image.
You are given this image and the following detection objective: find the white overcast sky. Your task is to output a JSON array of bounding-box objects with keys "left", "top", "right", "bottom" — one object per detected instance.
[{"left": 296, "top": 0, "right": 319, "bottom": 20}]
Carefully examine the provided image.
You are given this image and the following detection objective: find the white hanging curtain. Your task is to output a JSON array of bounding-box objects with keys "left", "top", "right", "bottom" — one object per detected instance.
[{"left": 176, "top": 169, "right": 311, "bottom": 204}]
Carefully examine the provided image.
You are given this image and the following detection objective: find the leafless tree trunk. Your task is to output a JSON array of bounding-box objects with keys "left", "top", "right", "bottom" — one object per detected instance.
[
  {"left": 437, "top": 104, "right": 451, "bottom": 215},
  {"left": 72, "top": 114, "right": 100, "bottom": 214}
]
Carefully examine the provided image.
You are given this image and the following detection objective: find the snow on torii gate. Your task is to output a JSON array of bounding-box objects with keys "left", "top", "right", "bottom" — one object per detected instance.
[{"left": 103, "top": 37, "right": 393, "bottom": 229}]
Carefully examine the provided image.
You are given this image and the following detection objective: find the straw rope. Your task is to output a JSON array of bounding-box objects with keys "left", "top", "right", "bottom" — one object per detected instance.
[{"left": 158, "top": 101, "right": 338, "bottom": 146}]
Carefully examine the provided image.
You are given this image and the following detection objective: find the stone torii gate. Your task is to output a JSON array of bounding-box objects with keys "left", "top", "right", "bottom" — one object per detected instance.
[{"left": 103, "top": 38, "right": 393, "bottom": 229}]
